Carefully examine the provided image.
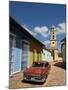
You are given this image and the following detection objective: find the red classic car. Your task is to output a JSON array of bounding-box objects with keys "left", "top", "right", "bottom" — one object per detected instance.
[{"left": 23, "top": 61, "right": 51, "bottom": 83}]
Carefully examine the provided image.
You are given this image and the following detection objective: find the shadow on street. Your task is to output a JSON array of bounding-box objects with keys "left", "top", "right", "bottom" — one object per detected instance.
[
  {"left": 21, "top": 80, "right": 45, "bottom": 85},
  {"left": 54, "top": 62, "right": 66, "bottom": 70}
]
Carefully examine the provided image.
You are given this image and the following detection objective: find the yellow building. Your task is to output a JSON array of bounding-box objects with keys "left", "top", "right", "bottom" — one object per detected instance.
[
  {"left": 50, "top": 25, "right": 58, "bottom": 61},
  {"left": 29, "top": 38, "right": 44, "bottom": 65}
]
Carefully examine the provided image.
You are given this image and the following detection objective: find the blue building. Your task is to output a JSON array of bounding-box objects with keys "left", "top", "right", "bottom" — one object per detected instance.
[{"left": 10, "top": 17, "right": 30, "bottom": 75}]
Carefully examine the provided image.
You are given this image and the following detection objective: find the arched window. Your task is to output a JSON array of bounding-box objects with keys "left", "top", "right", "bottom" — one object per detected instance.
[
  {"left": 53, "top": 35, "right": 54, "bottom": 39},
  {"left": 53, "top": 32, "right": 54, "bottom": 34}
]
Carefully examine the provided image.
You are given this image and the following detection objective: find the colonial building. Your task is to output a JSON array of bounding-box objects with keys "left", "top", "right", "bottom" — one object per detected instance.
[
  {"left": 50, "top": 25, "right": 58, "bottom": 61},
  {"left": 42, "top": 48, "right": 53, "bottom": 62},
  {"left": 61, "top": 37, "right": 66, "bottom": 63},
  {"left": 9, "top": 17, "right": 45, "bottom": 76}
]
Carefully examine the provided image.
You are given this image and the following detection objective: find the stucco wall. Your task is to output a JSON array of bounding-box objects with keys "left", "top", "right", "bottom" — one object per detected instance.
[
  {"left": 30, "top": 39, "right": 43, "bottom": 65},
  {"left": 42, "top": 49, "right": 53, "bottom": 62}
]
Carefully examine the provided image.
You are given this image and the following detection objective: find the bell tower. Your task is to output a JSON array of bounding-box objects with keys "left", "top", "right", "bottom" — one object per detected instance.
[
  {"left": 50, "top": 25, "right": 58, "bottom": 61},
  {"left": 50, "top": 25, "right": 57, "bottom": 50}
]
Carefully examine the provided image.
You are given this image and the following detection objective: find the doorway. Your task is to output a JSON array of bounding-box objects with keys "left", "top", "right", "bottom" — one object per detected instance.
[{"left": 21, "top": 40, "right": 30, "bottom": 70}]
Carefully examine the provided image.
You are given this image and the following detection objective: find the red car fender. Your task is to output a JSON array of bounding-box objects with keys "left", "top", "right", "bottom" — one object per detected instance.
[{"left": 41, "top": 68, "right": 48, "bottom": 78}]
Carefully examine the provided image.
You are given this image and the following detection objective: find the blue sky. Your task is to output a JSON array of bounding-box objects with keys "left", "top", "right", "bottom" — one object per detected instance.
[{"left": 9, "top": 1, "right": 66, "bottom": 52}]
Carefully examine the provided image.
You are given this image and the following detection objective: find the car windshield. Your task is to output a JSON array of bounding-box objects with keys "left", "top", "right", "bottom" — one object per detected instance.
[{"left": 32, "top": 62, "right": 44, "bottom": 67}]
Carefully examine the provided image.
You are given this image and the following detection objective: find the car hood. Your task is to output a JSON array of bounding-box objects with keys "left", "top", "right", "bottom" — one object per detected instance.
[{"left": 24, "top": 67, "right": 42, "bottom": 76}]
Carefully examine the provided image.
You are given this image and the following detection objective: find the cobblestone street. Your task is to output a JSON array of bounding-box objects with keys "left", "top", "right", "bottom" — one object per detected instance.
[{"left": 9, "top": 63, "right": 66, "bottom": 89}]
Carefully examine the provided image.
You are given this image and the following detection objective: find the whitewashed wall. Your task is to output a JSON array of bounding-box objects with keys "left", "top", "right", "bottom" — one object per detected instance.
[{"left": 42, "top": 49, "right": 53, "bottom": 62}]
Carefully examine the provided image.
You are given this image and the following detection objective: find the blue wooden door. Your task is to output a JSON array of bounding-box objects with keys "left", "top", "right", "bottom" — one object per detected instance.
[
  {"left": 21, "top": 41, "right": 30, "bottom": 70},
  {"left": 9, "top": 35, "right": 15, "bottom": 75}
]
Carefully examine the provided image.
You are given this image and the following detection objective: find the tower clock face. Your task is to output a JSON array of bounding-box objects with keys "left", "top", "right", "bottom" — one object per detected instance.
[{"left": 50, "top": 41, "right": 57, "bottom": 49}]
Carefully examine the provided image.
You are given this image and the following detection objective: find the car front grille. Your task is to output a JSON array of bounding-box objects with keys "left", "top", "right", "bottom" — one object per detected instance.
[{"left": 25, "top": 75, "right": 42, "bottom": 80}]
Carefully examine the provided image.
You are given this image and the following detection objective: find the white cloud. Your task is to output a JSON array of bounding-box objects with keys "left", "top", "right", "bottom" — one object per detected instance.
[
  {"left": 21, "top": 22, "right": 66, "bottom": 39},
  {"left": 34, "top": 26, "right": 50, "bottom": 37},
  {"left": 56, "top": 22, "right": 66, "bottom": 35},
  {"left": 43, "top": 40, "right": 50, "bottom": 45},
  {"left": 43, "top": 40, "right": 50, "bottom": 48}
]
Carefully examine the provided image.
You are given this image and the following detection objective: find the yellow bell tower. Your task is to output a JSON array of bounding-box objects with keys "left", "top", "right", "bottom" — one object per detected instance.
[
  {"left": 50, "top": 25, "right": 57, "bottom": 50},
  {"left": 50, "top": 25, "right": 58, "bottom": 61}
]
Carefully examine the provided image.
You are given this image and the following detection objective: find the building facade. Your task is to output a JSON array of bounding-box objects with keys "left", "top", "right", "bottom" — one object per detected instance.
[
  {"left": 42, "top": 49, "right": 53, "bottom": 62},
  {"left": 9, "top": 17, "right": 45, "bottom": 75},
  {"left": 61, "top": 37, "right": 66, "bottom": 63}
]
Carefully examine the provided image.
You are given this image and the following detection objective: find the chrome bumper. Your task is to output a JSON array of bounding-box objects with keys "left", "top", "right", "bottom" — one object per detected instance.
[{"left": 23, "top": 77, "right": 46, "bottom": 83}]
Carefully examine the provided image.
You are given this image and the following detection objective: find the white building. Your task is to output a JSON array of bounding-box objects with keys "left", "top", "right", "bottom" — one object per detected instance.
[{"left": 42, "top": 49, "right": 53, "bottom": 62}]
